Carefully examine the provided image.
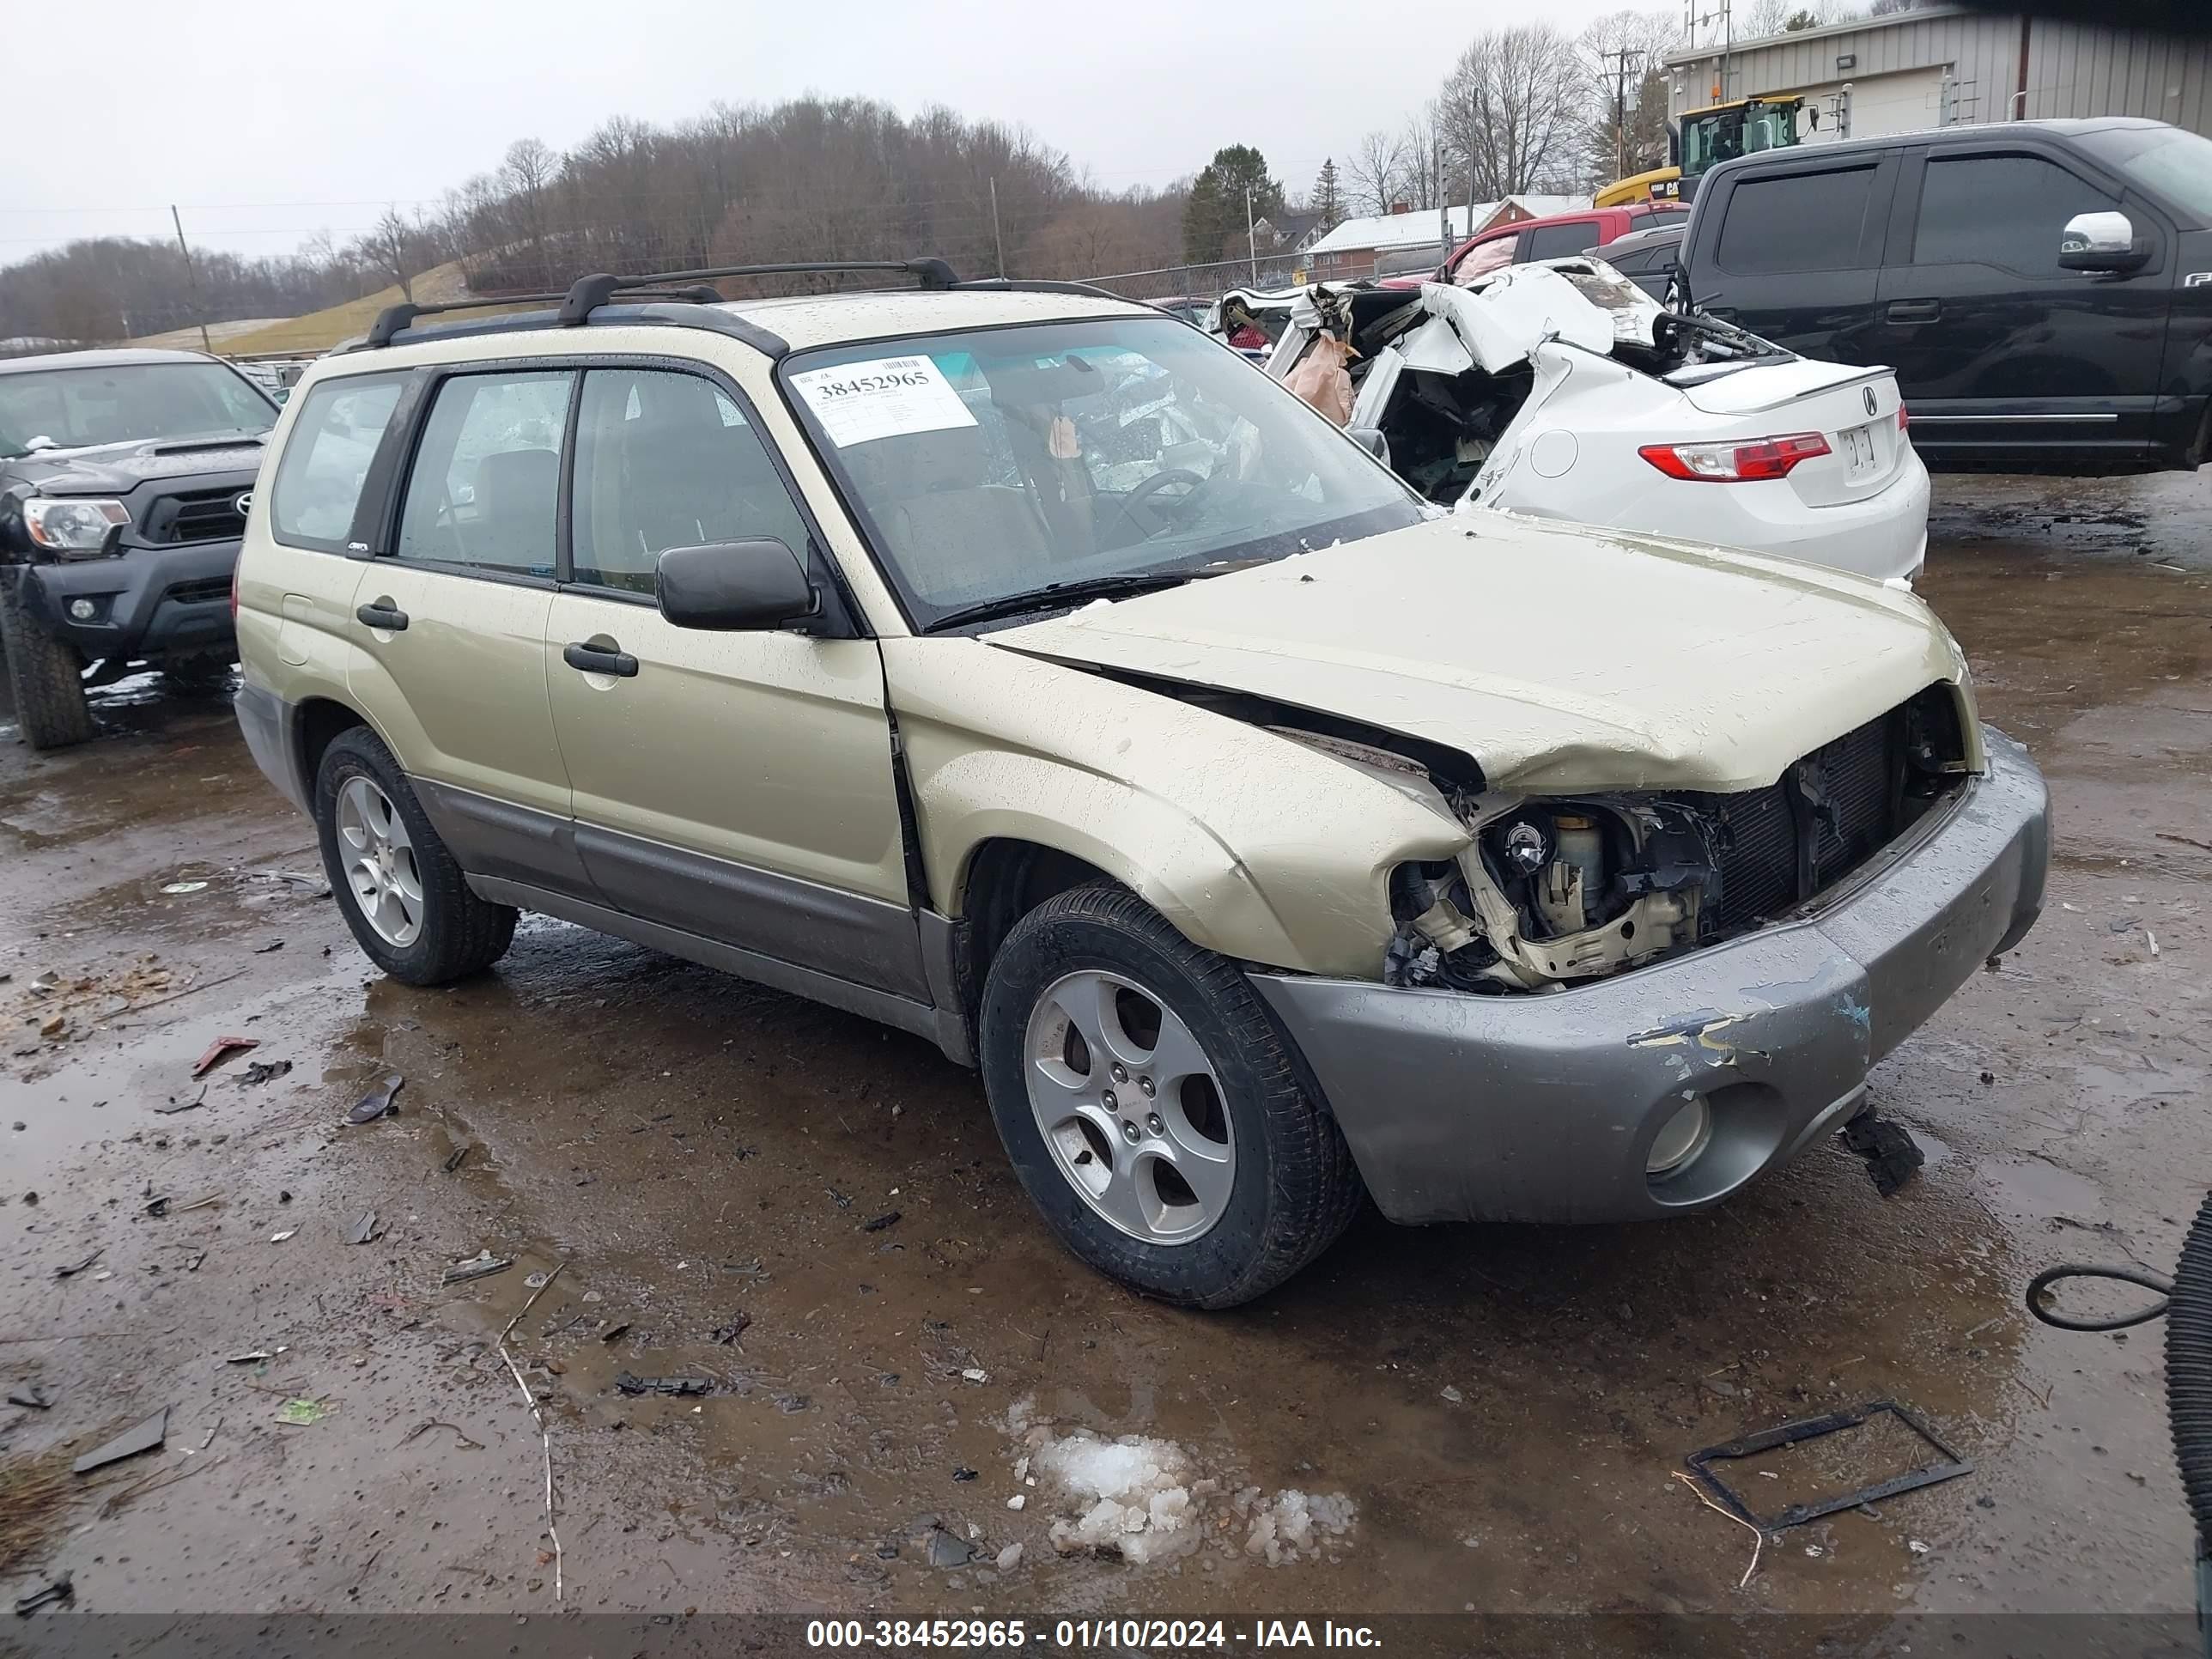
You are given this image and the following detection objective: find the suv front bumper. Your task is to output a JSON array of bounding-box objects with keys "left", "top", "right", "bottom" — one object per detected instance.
[
  {"left": 15, "top": 540, "right": 240, "bottom": 663},
  {"left": 1249, "top": 727, "right": 2049, "bottom": 1225}
]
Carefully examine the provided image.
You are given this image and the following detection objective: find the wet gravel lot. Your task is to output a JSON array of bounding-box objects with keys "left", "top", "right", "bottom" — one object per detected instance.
[{"left": 0, "top": 473, "right": 2205, "bottom": 1628}]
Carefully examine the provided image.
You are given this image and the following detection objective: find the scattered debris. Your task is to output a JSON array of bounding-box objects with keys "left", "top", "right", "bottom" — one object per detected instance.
[
  {"left": 1683, "top": 1401, "right": 1972, "bottom": 1534},
  {"left": 401, "top": 1419, "right": 484, "bottom": 1452},
  {"left": 13, "top": 1572, "right": 71, "bottom": 1616},
  {"left": 5, "top": 1385, "right": 52, "bottom": 1411},
  {"left": 252, "top": 939, "right": 287, "bottom": 954},
  {"left": 1440, "top": 1385, "right": 1463, "bottom": 1404},
  {"left": 617, "top": 1373, "right": 712, "bottom": 1397},
  {"left": 161, "top": 880, "right": 210, "bottom": 896},
  {"left": 346, "top": 1074, "right": 404, "bottom": 1124},
  {"left": 225, "top": 1350, "right": 281, "bottom": 1364},
  {"left": 275, "top": 1398, "right": 327, "bottom": 1426},
  {"left": 442, "top": 1250, "right": 512, "bottom": 1285},
  {"left": 495, "top": 1259, "right": 568, "bottom": 1602},
  {"left": 1908, "top": 1538, "right": 1931, "bottom": 1555},
  {"left": 2147, "top": 930, "right": 2160, "bottom": 959},
  {"left": 2156, "top": 831, "right": 2212, "bottom": 853},
  {"left": 1840, "top": 1108, "right": 1925, "bottom": 1197},
  {"left": 238, "top": 1060, "right": 293, "bottom": 1086},
  {"left": 72, "top": 1406, "right": 171, "bottom": 1474},
  {"left": 343, "top": 1212, "right": 382, "bottom": 1247},
  {"left": 1673, "top": 1470, "right": 1765, "bottom": 1589},
  {"left": 953, "top": 1466, "right": 978, "bottom": 1481},
  {"left": 167, "top": 1194, "right": 220, "bottom": 1216},
  {"left": 712, "top": 1314, "right": 751, "bottom": 1346},
  {"left": 599, "top": 1323, "right": 632, "bottom": 1345},
  {"left": 926, "top": 1527, "right": 974, "bottom": 1568},
  {"left": 775, "top": 1394, "right": 811, "bottom": 1413},
  {"left": 523, "top": 1270, "right": 552, "bottom": 1291},
  {"left": 961, "top": 1368, "right": 988, "bottom": 1384},
  {"left": 269, "top": 1229, "right": 297, "bottom": 1243},
  {"left": 191, "top": 1036, "right": 258, "bottom": 1078},
  {"left": 861, "top": 1211, "right": 902, "bottom": 1233},
  {"left": 152, "top": 1087, "right": 207, "bottom": 1115},
  {"left": 53, "top": 1250, "right": 103, "bottom": 1280},
  {"left": 995, "top": 1542, "right": 1023, "bottom": 1571},
  {"left": 442, "top": 1144, "right": 472, "bottom": 1174},
  {"left": 1006, "top": 1492, "right": 1026, "bottom": 1510}
]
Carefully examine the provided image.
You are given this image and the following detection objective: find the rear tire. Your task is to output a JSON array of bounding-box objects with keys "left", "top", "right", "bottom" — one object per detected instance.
[
  {"left": 979, "top": 884, "right": 1363, "bottom": 1309},
  {"left": 0, "top": 574, "right": 95, "bottom": 750},
  {"left": 313, "top": 726, "right": 516, "bottom": 984}
]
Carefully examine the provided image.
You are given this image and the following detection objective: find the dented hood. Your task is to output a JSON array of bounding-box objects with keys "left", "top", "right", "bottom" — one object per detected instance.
[{"left": 985, "top": 514, "right": 1966, "bottom": 794}]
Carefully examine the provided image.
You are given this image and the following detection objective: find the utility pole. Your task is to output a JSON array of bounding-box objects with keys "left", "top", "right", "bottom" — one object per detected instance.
[
  {"left": 170, "top": 204, "right": 212, "bottom": 353},
  {"left": 1602, "top": 47, "right": 1645, "bottom": 179},
  {"left": 989, "top": 178, "right": 1006, "bottom": 277},
  {"left": 1244, "top": 186, "right": 1258, "bottom": 284}
]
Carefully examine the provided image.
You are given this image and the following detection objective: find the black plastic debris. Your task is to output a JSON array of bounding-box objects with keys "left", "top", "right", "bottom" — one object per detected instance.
[
  {"left": 775, "top": 1394, "right": 811, "bottom": 1413},
  {"left": 239, "top": 1060, "right": 293, "bottom": 1086},
  {"left": 616, "top": 1372, "right": 712, "bottom": 1397},
  {"left": 1684, "top": 1401, "right": 1972, "bottom": 1532},
  {"left": 1840, "top": 1108, "right": 1925, "bottom": 1196},
  {"left": 6, "top": 1383, "right": 52, "bottom": 1411},
  {"left": 344, "top": 1212, "right": 381, "bottom": 1246},
  {"left": 712, "top": 1314, "right": 751, "bottom": 1346},
  {"left": 153, "top": 1088, "right": 207, "bottom": 1116},
  {"left": 952, "top": 1466, "right": 978, "bottom": 1481},
  {"left": 14, "top": 1572, "right": 72, "bottom": 1616},
  {"left": 441, "top": 1250, "right": 512, "bottom": 1285},
  {"left": 599, "top": 1322, "right": 632, "bottom": 1344},
  {"left": 861, "top": 1211, "right": 902, "bottom": 1233},
  {"left": 72, "top": 1406, "right": 170, "bottom": 1474},
  {"left": 443, "top": 1144, "right": 472, "bottom": 1173},
  {"left": 346, "top": 1074, "right": 405, "bottom": 1125},
  {"left": 252, "top": 940, "right": 286, "bottom": 954},
  {"left": 53, "top": 1249, "right": 102, "bottom": 1280}
]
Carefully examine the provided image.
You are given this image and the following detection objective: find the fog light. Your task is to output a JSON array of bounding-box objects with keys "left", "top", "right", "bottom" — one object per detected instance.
[
  {"left": 66, "top": 598, "right": 98, "bottom": 622},
  {"left": 1647, "top": 1097, "right": 1712, "bottom": 1176}
]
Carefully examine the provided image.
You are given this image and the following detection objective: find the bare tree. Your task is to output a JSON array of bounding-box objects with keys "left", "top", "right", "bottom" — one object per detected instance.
[
  {"left": 1740, "top": 0, "right": 1791, "bottom": 35},
  {"left": 1436, "top": 26, "right": 1587, "bottom": 204},
  {"left": 1580, "top": 9, "right": 1687, "bottom": 185},
  {"left": 1343, "top": 130, "right": 1407, "bottom": 217},
  {"left": 361, "top": 208, "right": 431, "bottom": 301}
]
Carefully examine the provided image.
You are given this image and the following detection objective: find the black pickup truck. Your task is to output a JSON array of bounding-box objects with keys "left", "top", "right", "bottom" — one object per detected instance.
[
  {"left": 1675, "top": 118, "right": 2212, "bottom": 475},
  {"left": 1, "top": 349, "right": 277, "bottom": 749}
]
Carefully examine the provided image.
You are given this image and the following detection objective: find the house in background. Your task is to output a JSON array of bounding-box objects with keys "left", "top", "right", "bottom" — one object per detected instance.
[
  {"left": 1303, "top": 194, "right": 1595, "bottom": 281},
  {"left": 1251, "top": 208, "right": 1330, "bottom": 257}
]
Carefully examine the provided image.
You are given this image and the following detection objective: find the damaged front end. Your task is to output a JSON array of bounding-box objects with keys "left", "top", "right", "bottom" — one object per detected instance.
[{"left": 1382, "top": 683, "right": 1976, "bottom": 994}]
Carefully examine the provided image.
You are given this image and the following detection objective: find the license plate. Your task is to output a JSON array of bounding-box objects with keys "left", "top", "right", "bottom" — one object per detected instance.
[{"left": 1841, "top": 421, "right": 1879, "bottom": 478}]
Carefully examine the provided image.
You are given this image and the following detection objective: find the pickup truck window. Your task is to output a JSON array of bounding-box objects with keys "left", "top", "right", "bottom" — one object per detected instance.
[
  {"left": 784, "top": 316, "right": 1420, "bottom": 629},
  {"left": 2075, "top": 125, "right": 2212, "bottom": 226},
  {"left": 1716, "top": 166, "right": 1879, "bottom": 274},
  {"left": 1526, "top": 221, "right": 1601, "bottom": 261},
  {"left": 1913, "top": 155, "right": 2116, "bottom": 276},
  {"left": 0, "top": 362, "right": 274, "bottom": 459}
]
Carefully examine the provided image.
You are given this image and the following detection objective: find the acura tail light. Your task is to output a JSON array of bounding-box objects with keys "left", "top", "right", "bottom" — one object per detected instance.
[
  {"left": 1638, "top": 432, "right": 1832, "bottom": 483},
  {"left": 1898, "top": 404, "right": 1911, "bottom": 431}
]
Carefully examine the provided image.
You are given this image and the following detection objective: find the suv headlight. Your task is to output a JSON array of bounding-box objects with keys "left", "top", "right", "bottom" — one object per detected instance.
[{"left": 24, "top": 497, "right": 130, "bottom": 557}]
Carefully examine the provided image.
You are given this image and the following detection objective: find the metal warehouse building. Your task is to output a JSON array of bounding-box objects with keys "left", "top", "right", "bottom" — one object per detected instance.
[{"left": 1666, "top": 4, "right": 2212, "bottom": 142}]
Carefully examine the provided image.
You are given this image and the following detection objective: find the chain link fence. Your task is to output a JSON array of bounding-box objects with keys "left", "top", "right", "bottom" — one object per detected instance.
[{"left": 1073, "top": 254, "right": 1311, "bottom": 305}]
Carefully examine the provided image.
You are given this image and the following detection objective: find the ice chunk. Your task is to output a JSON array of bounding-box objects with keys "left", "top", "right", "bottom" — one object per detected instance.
[
  {"left": 1032, "top": 1430, "right": 1203, "bottom": 1565},
  {"left": 1242, "top": 1489, "right": 1356, "bottom": 1566}
]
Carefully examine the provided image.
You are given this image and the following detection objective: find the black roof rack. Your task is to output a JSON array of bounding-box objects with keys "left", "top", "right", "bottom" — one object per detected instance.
[{"left": 365, "top": 289, "right": 568, "bottom": 349}]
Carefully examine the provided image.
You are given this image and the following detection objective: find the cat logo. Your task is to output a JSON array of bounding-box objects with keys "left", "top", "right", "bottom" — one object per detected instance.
[{"left": 2187, "top": 272, "right": 2212, "bottom": 288}]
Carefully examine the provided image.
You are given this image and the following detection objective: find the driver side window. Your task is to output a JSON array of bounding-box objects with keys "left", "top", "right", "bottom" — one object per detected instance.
[{"left": 395, "top": 372, "right": 574, "bottom": 577}]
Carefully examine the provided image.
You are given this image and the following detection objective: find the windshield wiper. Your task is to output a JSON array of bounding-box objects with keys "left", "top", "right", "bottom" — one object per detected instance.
[{"left": 927, "top": 570, "right": 1195, "bottom": 633}]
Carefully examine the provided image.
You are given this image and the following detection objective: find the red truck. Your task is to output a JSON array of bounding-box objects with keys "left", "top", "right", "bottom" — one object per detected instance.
[{"left": 1382, "top": 201, "right": 1692, "bottom": 289}]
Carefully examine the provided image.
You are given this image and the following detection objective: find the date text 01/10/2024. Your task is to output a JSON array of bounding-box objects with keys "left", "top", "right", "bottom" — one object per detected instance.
[{"left": 804, "top": 1618, "right": 1384, "bottom": 1650}]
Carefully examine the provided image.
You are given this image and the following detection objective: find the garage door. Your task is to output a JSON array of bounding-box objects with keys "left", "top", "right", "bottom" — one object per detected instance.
[{"left": 1787, "top": 66, "right": 1952, "bottom": 143}]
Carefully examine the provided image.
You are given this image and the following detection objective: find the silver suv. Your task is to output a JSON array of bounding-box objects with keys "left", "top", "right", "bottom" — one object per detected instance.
[{"left": 234, "top": 260, "right": 2049, "bottom": 1307}]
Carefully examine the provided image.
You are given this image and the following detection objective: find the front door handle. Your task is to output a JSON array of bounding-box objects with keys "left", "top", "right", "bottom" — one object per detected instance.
[
  {"left": 356, "top": 599, "right": 408, "bottom": 631},
  {"left": 1885, "top": 300, "right": 1942, "bottom": 323},
  {"left": 563, "top": 640, "right": 639, "bottom": 678}
]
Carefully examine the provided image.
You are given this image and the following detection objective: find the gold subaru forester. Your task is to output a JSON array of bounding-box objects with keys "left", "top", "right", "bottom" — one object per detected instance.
[{"left": 235, "top": 261, "right": 2048, "bottom": 1307}]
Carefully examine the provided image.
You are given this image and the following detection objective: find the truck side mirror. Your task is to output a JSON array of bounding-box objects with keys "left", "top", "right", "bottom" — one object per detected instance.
[{"left": 2059, "top": 210, "right": 2149, "bottom": 275}]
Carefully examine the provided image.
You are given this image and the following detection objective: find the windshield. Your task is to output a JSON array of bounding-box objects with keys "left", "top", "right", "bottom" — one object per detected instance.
[
  {"left": 782, "top": 316, "right": 1421, "bottom": 630},
  {"left": 0, "top": 362, "right": 276, "bottom": 459},
  {"left": 2075, "top": 125, "right": 2212, "bottom": 227}
]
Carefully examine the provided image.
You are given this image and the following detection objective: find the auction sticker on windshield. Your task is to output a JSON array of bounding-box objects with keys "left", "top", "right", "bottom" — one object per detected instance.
[{"left": 789, "top": 356, "right": 977, "bottom": 447}]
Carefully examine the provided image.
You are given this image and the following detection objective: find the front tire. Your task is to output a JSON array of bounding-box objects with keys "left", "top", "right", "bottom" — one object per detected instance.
[
  {"left": 979, "top": 885, "right": 1363, "bottom": 1309},
  {"left": 314, "top": 726, "right": 516, "bottom": 984},
  {"left": 0, "top": 574, "right": 96, "bottom": 750}
]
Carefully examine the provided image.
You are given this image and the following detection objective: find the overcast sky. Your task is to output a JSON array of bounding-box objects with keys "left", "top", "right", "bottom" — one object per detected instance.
[{"left": 4, "top": 0, "right": 1673, "bottom": 266}]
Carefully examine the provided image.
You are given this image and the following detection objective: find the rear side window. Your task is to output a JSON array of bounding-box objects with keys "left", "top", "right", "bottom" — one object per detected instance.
[
  {"left": 267, "top": 374, "right": 404, "bottom": 549},
  {"left": 569, "top": 368, "right": 811, "bottom": 594},
  {"left": 1525, "top": 221, "right": 1601, "bottom": 261},
  {"left": 395, "top": 372, "right": 574, "bottom": 577},
  {"left": 1912, "top": 154, "right": 2118, "bottom": 276},
  {"left": 1715, "top": 167, "right": 1879, "bottom": 273}
]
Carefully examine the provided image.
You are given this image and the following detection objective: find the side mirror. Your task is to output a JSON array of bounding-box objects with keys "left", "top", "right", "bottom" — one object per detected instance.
[
  {"left": 1347, "top": 426, "right": 1392, "bottom": 468},
  {"left": 656, "top": 538, "right": 819, "bottom": 631},
  {"left": 2060, "top": 210, "right": 2148, "bottom": 274}
]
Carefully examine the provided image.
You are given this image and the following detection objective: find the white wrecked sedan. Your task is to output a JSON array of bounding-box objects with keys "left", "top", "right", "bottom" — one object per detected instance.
[{"left": 1267, "top": 259, "right": 1932, "bottom": 583}]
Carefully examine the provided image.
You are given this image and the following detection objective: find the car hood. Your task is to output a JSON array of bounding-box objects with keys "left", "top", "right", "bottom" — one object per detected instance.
[
  {"left": 3, "top": 434, "right": 269, "bottom": 495},
  {"left": 983, "top": 514, "right": 1967, "bottom": 794}
]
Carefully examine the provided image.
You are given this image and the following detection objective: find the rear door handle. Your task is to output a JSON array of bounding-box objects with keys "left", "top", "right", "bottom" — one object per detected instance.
[
  {"left": 356, "top": 599, "right": 408, "bottom": 632},
  {"left": 1885, "top": 300, "right": 1941, "bottom": 323},
  {"left": 563, "top": 640, "right": 639, "bottom": 678}
]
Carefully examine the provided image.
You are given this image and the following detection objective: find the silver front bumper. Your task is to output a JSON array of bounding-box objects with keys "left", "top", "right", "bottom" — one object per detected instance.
[{"left": 1251, "top": 727, "right": 2050, "bottom": 1225}]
